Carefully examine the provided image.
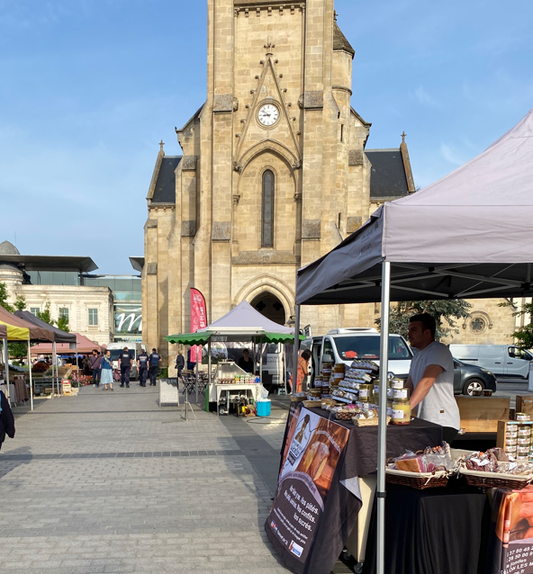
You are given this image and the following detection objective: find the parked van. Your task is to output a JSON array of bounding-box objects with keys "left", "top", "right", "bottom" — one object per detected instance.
[
  {"left": 449, "top": 344, "right": 533, "bottom": 379},
  {"left": 106, "top": 342, "right": 143, "bottom": 380},
  {"left": 303, "top": 328, "right": 413, "bottom": 384}
]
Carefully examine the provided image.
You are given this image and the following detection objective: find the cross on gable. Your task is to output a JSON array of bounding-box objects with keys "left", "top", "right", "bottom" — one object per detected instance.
[{"left": 264, "top": 36, "right": 275, "bottom": 55}]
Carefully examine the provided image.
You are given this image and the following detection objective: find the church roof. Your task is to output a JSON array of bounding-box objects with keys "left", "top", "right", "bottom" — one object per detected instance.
[
  {"left": 151, "top": 156, "right": 181, "bottom": 204},
  {"left": 365, "top": 149, "right": 413, "bottom": 200},
  {"left": 333, "top": 22, "right": 355, "bottom": 56}
]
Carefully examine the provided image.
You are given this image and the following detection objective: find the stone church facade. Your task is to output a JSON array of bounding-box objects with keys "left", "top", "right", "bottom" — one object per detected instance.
[{"left": 142, "top": 0, "right": 518, "bottom": 364}]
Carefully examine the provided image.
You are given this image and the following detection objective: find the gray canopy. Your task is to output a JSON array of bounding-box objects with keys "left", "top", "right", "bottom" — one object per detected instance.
[
  {"left": 15, "top": 310, "right": 77, "bottom": 344},
  {"left": 297, "top": 108, "right": 533, "bottom": 305}
]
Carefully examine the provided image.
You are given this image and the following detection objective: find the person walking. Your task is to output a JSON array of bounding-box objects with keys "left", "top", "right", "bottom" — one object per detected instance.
[
  {"left": 101, "top": 350, "right": 114, "bottom": 391},
  {"left": 0, "top": 390, "right": 15, "bottom": 452},
  {"left": 137, "top": 349, "right": 149, "bottom": 387},
  {"left": 119, "top": 347, "right": 133, "bottom": 388},
  {"left": 89, "top": 349, "right": 102, "bottom": 388},
  {"left": 175, "top": 350, "right": 185, "bottom": 380},
  {"left": 148, "top": 348, "right": 161, "bottom": 386}
]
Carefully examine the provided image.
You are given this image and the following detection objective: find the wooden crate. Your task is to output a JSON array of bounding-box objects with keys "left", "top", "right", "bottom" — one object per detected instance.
[
  {"left": 456, "top": 396, "right": 510, "bottom": 433},
  {"left": 516, "top": 396, "right": 533, "bottom": 418}
]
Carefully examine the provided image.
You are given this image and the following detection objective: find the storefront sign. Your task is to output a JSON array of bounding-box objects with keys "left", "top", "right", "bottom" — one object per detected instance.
[{"left": 266, "top": 406, "right": 351, "bottom": 571}]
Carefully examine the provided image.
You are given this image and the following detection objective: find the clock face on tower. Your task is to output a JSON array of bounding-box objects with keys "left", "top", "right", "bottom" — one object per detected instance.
[{"left": 257, "top": 103, "right": 280, "bottom": 127}]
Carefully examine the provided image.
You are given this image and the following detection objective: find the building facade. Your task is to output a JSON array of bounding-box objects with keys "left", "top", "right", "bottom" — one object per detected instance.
[
  {"left": 143, "top": 0, "right": 420, "bottom": 363},
  {"left": 0, "top": 241, "right": 141, "bottom": 345}
]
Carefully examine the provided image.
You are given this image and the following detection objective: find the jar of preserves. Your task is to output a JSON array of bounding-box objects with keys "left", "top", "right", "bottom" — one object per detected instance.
[
  {"left": 358, "top": 384, "right": 372, "bottom": 402},
  {"left": 390, "top": 378, "right": 404, "bottom": 390},
  {"left": 334, "top": 363, "right": 346, "bottom": 374},
  {"left": 392, "top": 388, "right": 410, "bottom": 400},
  {"left": 516, "top": 413, "right": 531, "bottom": 422},
  {"left": 392, "top": 398, "right": 411, "bottom": 426}
]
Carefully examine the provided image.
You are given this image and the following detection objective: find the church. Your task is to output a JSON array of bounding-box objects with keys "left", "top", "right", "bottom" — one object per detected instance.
[{"left": 141, "top": 0, "right": 516, "bottom": 365}]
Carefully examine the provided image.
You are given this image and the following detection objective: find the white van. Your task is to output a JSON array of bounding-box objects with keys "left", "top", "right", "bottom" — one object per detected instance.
[
  {"left": 303, "top": 328, "right": 413, "bottom": 383},
  {"left": 449, "top": 344, "right": 533, "bottom": 379}
]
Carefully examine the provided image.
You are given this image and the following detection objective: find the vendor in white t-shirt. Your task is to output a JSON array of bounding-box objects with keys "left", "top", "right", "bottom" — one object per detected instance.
[{"left": 406, "top": 313, "right": 460, "bottom": 444}]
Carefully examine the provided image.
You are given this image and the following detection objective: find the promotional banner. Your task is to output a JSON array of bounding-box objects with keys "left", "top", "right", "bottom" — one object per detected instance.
[
  {"left": 266, "top": 406, "right": 351, "bottom": 571},
  {"left": 488, "top": 486, "right": 533, "bottom": 574},
  {"left": 190, "top": 288, "right": 207, "bottom": 363}
]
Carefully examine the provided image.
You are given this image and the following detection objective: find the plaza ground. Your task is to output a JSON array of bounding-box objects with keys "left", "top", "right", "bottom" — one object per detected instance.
[{"left": 0, "top": 379, "right": 530, "bottom": 574}]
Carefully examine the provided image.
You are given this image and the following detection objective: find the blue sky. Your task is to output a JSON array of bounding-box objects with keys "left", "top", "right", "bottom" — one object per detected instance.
[{"left": 1, "top": 0, "right": 531, "bottom": 274}]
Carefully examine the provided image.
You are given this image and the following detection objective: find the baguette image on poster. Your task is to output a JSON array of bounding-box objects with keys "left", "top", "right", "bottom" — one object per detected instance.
[{"left": 267, "top": 407, "right": 350, "bottom": 566}]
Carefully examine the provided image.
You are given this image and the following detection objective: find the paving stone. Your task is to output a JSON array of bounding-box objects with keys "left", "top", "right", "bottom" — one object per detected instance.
[{"left": 0, "top": 387, "right": 291, "bottom": 573}]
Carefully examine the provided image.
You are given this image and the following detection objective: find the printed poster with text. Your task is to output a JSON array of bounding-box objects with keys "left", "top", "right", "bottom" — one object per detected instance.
[
  {"left": 488, "top": 486, "right": 533, "bottom": 574},
  {"left": 266, "top": 406, "right": 350, "bottom": 565}
]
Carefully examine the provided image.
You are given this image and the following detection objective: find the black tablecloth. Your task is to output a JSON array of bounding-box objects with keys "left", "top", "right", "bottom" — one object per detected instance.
[
  {"left": 363, "top": 482, "right": 491, "bottom": 574},
  {"left": 311, "top": 408, "right": 443, "bottom": 477}
]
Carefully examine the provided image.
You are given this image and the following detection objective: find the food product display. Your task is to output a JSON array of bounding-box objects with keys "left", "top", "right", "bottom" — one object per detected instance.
[
  {"left": 497, "top": 420, "right": 533, "bottom": 461},
  {"left": 462, "top": 448, "right": 533, "bottom": 476},
  {"left": 389, "top": 442, "right": 454, "bottom": 473},
  {"left": 391, "top": 397, "right": 411, "bottom": 426}
]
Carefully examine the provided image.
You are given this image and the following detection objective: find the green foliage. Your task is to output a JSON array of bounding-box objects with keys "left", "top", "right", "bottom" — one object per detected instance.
[
  {"left": 375, "top": 300, "right": 472, "bottom": 341},
  {"left": 57, "top": 315, "right": 70, "bottom": 333},
  {"left": 499, "top": 300, "right": 533, "bottom": 349},
  {"left": 36, "top": 302, "right": 54, "bottom": 326},
  {"left": 0, "top": 281, "right": 14, "bottom": 313},
  {"left": 14, "top": 295, "right": 26, "bottom": 311}
]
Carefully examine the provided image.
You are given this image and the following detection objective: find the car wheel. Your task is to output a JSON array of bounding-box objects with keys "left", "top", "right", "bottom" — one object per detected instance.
[{"left": 463, "top": 378, "right": 485, "bottom": 396}]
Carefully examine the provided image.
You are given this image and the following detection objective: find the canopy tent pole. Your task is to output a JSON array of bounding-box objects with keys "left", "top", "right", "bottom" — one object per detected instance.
[
  {"left": 259, "top": 336, "right": 263, "bottom": 384},
  {"left": 28, "top": 341, "right": 34, "bottom": 411},
  {"left": 208, "top": 340, "right": 212, "bottom": 388},
  {"left": 292, "top": 305, "right": 301, "bottom": 395},
  {"left": 376, "top": 261, "right": 391, "bottom": 574},
  {"left": 3, "top": 339, "right": 9, "bottom": 401},
  {"left": 75, "top": 341, "right": 79, "bottom": 386},
  {"left": 52, "top": 341, "right": 56, "bottom": 398},
  {"left": 195, "top": 350, "right": 199, "bottom": 404}
]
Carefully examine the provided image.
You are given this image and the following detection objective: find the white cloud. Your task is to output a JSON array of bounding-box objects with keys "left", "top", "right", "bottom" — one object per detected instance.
[
  {"left": 415, "top": 86, "right": 439, "bottom": 107},
  {"left": 440, "top": 143, "right": 467, "bottom": 167}
]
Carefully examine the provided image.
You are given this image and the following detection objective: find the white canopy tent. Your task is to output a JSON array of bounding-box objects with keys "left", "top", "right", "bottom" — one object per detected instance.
[{"left": 295, "top": 108, "right": 533, "bottom": 574}]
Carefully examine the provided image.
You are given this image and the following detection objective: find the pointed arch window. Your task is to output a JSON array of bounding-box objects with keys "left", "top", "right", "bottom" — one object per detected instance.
[{"left": 262, "top": 170, "right": 275, "bottom": 248}]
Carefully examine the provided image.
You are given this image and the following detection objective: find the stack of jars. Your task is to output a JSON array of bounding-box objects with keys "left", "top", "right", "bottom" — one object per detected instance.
[
  {"left": 505, "top": 415, "right": 533, "bottom": 461},
  {"left": 389, "top": 377, "right": 411, "bottom": 426}
]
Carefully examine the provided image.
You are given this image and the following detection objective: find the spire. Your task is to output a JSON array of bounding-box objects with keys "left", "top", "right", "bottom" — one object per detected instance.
[{"left": 400, "top": 132, "right": 416, "bottom": 193}]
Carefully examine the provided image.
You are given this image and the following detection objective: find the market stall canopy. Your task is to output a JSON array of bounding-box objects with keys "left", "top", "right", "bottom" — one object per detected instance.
[
  {"left": 0, "top": 323, "right": 6, "bottom": 338},
  {"left": 296, "top": 107, "right": 533, "bottom": 305},
  {"left": 165, "top": 300, "right": 303, "bottom": 344},
  {"left": 15, "top": 311, "right": 77, "bottom": 343},
  {"left": 30, "top": 333, "right": 101, "bottom": 355},
  {"left": 0, "top": 306, "right": 53, "bottom": 341}
]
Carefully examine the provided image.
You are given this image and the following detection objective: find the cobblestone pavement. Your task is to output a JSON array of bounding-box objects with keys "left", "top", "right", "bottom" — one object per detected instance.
[{"left": 0, "top": 384, "right": 291, "bottom": 574}]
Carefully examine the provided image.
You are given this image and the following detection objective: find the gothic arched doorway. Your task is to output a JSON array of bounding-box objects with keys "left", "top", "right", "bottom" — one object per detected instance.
[{"left": 251, "top": 293, "right": 286, "bottom": 326}]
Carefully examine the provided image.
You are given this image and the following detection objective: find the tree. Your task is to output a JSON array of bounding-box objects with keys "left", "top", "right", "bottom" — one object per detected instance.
[
  {"left": 0, "top": 282, "right": 27, "bottom": 363},
  {"left": 499, "top": 300, "right": 533, "bottom": 349},
  {"left": 57, "top": 315, "right": 70, "bottom": 333},
  {"left": 375, "top": 300, "right": 471, "bottom": 341},
  {"left": 37, "top": 302, "right": 54, "bottom": 326},
  {"left": 14, "top": 294, "right": 26, "bottom": 311},
  {"left": 0, "top": 281, "right": 14, "bottom": 313}
]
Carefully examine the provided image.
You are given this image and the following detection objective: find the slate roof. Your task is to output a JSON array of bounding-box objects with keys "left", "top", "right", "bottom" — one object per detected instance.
[
  {"left": 333, "top": 22, "right": 355, "bottom": 56},
  {"left": 151, "top": 156, "right": 181, "bottom": 204},
  {"left": 365, "top": 149, "right": 410, "bottom": 200}
]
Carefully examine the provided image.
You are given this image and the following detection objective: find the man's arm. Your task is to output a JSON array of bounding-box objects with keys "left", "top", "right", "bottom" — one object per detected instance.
[
  {"left": 405, "top": 375, "right": 414, "bottom": 394},
  {"left": 410, "top": 364, "right": 444, "bottom": 409}
]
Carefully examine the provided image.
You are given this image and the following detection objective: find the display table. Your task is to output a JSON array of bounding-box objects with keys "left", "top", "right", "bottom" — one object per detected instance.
[
  {"left": 265, "top": 405, "right": 443, "bottom": 574},
  {"left": 208, "top": 383, "right": 262, "bottom": 415},
  {"left": 362, "top": 483, "right": 490, "bottom": 574}
]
